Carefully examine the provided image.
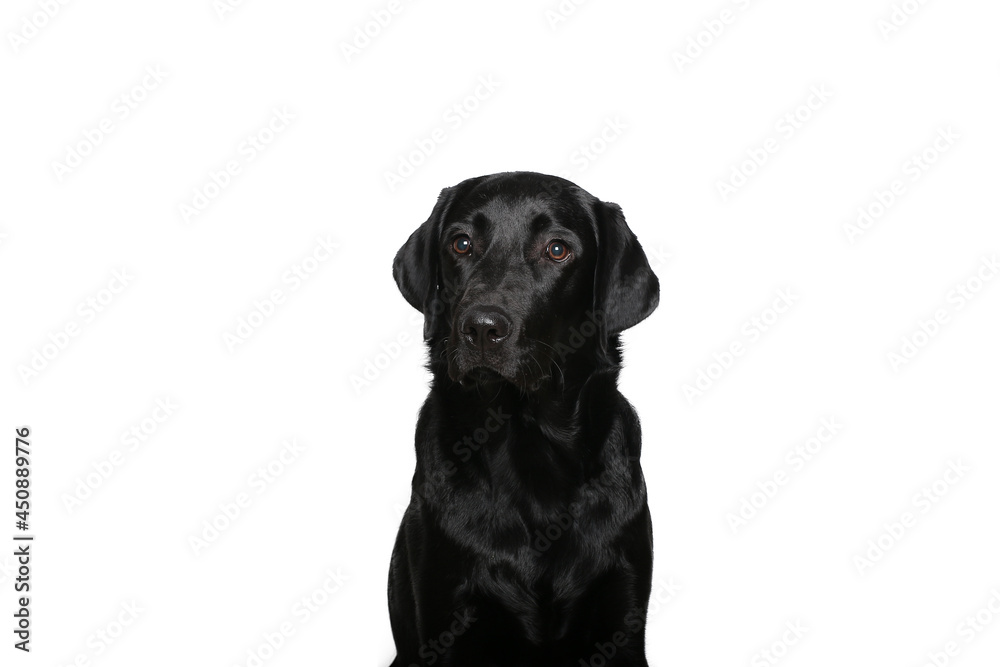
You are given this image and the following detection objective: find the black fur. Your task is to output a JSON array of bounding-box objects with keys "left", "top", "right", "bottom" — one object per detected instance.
[{"left": 389, "top": 172, "right": 659, "bottom": 666}]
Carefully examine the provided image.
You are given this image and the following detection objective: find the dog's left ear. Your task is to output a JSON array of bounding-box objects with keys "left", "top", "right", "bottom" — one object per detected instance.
[
  {"left": 393, "top": 186, "right": 457, "bottom": 339},
  {"left": 593, "top": 200, "right": 660, "bottom": 335}
]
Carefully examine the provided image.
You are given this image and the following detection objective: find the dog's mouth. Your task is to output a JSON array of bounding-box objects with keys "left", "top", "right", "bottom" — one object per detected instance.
[
  {"left": 447, "top": 356, "right": 552, "bottom": 392},
  {"left": 463, "top": 366, "right": 505, "bottom": 386}
]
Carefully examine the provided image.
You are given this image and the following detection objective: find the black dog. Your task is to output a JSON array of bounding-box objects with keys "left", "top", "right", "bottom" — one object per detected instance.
[{"left": 388, "top": 172, "right": 659, "bottom": 666}]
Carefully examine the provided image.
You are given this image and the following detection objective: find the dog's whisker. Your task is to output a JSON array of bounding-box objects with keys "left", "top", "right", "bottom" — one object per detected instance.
[{"left": 533, "top": 340, "right": 566, "bottom": 385}]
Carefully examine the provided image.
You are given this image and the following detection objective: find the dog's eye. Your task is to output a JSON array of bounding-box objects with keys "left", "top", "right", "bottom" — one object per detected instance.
[
  {"left": 545, "top": 240, "right": 569, "bottom": 262},
  {"left": 453, "top": 235, "right": 472, "bottom": 254}
]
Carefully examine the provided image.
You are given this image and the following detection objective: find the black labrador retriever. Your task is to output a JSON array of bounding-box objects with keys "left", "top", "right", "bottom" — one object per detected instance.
[{"left": 388, "top": 172, "right": 659, "bottom": 666}]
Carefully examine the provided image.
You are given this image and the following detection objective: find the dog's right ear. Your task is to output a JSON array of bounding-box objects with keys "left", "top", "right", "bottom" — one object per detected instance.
[{"left": 393, "top": 186, "right": 457, "bottom": 338}]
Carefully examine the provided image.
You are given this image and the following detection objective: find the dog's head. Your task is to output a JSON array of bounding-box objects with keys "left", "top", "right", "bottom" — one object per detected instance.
[{"left": 393, "top": 172, "right": 658, "bottom": 391}]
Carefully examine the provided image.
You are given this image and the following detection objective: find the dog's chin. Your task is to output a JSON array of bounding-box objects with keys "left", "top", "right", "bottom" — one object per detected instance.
[{"left": 448, "top": 362, "right": 551, "bottom": 393}]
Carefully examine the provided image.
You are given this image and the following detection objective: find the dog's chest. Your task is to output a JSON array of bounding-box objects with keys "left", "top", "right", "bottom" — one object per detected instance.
[{"left": 437, "top": 458, "right": 628, "bottom": 569}]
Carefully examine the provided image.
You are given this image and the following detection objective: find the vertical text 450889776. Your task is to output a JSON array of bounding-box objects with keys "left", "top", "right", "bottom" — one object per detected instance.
[{"left": 13, "top": 426, "right": 33, "bottom": 652}]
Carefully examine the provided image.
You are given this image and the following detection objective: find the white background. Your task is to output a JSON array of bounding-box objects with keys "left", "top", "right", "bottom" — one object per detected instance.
[{"left": 2, "top": 1, "right": 999, "bottom": 665}]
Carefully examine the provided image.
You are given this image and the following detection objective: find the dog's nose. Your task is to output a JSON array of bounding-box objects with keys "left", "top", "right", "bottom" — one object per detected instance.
[{"left": 461, "top": 308, "right": 511, "bottom": 350}]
